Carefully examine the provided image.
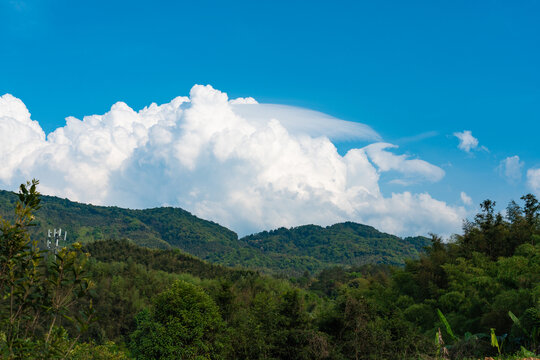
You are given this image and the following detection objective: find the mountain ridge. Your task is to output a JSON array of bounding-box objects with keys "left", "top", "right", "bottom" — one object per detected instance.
[{"left": 0, "top": 188, "right": 430, "bottom": 274}]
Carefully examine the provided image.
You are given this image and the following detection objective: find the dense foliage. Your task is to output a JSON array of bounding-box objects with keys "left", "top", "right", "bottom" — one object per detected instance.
[
  {"left": 242, "top": 223, "right": 430, "bottom": 269},
  {"left": 83, "top": 239, "right": 254, "bottom": 281},
  {"left": 130, "top": 280, "right": 224, "bottom": 359},
  {"left": 0, "top": 189, "right": 430, "bottom": 274},
  {"left": 0, "top": 181, "right": 96, "bottom": 359},
  {"left": 2, "top": 183, "right": 539, "bottom": 359},
  {"left": 0, "top": 189, "right": 236, "bottom": 252}
]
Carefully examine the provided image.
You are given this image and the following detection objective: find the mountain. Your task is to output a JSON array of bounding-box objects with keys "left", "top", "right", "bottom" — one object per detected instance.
[
  {"left": 83, "top": 238, "right": 255, "bottom": 281},
  {"left": 241, "top": 222, "right": 430, "bottom": 269},
  {"left": 0, "top": 189, "right": 430, "bottom": 274},
  {"left": 0, "top": 189, "right": 241, "bottom": 259}
]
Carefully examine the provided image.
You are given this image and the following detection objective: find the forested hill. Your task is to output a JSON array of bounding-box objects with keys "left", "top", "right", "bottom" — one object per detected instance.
[
  {"left": 240, "top": 223, "right": 430, "bottom": 268},
  {"left": 0, "top": 189, "right": 239, "bottom": 256},
  {"left": 0, "top": 188, "right": 429, "bottom": 274}
]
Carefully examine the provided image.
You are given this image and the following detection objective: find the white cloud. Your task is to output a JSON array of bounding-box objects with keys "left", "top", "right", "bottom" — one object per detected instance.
[
  {"left": 460, "top": 191, "right": 472, "bottom": 206},
  {"left": 228, "top": 97, "right": 258, "bottom": 105},
  {"left": 230, "top": 103, "right": 381, "bottom": 141},
  {"left": 0, "top": 94, "right": 46, "bottom": 183},
  {"left": 497, "top": 155, "right": 524, "bottom": 183},
  {"left": 396, "top": 131, "right": 438, "bottom": 144},
  {"left": 454, "top": 130, "right": 479, "bottom": 152},
  {"left": 363, "top": 143, "right": 445, "bottom": 183},
  {"left": 0, "top": 85, "right": 465, "bottom": 237},
  {"left": 527, "top": 168, "right": 540, "bottom": 196}
]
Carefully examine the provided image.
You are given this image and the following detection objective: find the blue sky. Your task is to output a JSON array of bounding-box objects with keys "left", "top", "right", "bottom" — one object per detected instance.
[{"left": 1, "top": 0, "right": 539, "bottom": 236}]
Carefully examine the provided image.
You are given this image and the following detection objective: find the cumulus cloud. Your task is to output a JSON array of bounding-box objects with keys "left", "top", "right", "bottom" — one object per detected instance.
[
  {"left": 0, "top": 94, "right": 46, "bottom": 183},
  {"left": 497, "top": 155, "right": 523, "bottom": 183},
  {"left": 460, "top": 191, "right": 472, "bottom": 206},
  {"left": 454, "top": 130, "right": 479, "bottom": 152},
  {"left": 0, "top": 85, "right": 466, "bottom": 237},
  {"left": 527, "top": 168, "right": 540, "bottom": 196}
]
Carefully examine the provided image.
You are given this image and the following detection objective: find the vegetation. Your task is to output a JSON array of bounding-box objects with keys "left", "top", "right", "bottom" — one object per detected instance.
[
  {"left": 0, "top": 189, "right": 236, "bottom": 252},
  {"left": 0, "top": 180, "right": 96, "bottom": 359},
  {"left": 242, "top": 223, "right": 430, "bottom": 271},
  {"left": 1, "top": 181, "right": 539, "bottom": 359},
  {"left": 130, "top": 280, "right": 224, "bottom": 359},
  {"left": 0, "top": 189, "right": 430, "bottom": 274}
]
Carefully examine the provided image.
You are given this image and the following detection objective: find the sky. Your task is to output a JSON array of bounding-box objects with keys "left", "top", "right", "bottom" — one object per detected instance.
[{"left": 0, "top": 0, "right": 539, "bottom": 237}]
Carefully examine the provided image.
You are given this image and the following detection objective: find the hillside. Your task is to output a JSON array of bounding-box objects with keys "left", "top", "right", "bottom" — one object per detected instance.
[
  {"left": 241, "top": 222, "right": 430, "bottom": 267},
  {"left": 83, "top": 239, "right": 255, "bottom": 281},
  {"left": 0, "top": 188, "right": 240, "bottom": 252},
  {"left": 3, "top": 177, "right": 539, "bottom": 359},
  {"left": 0, "top": 189, "right": 429, "bottom": 274}
]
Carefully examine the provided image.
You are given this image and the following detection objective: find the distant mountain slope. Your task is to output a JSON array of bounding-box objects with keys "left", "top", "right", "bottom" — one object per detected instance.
[
  {"left": 240, "top": 222, "right": 430, "bottom": 268},
  {"left": 0, "top": 189, "right": 430, "bottom": 274},
  {"left": 0, "top": 189, "right": 241, "bottom": 259},
  {"left": 83, "top": 239, "right": 255, "bottom": 280}
]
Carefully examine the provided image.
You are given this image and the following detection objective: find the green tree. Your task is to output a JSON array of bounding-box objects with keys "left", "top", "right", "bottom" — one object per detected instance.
[
  {"left": 0, "top": 180, "right": 95, "bottom": 359},
  {"left": 130, "top": 279, "right": 224, "bottom": 360}
]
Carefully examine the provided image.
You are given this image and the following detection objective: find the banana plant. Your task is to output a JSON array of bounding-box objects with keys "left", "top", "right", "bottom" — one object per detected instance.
[
  {"left": 490, "top": 328, "right": 507, "bottom": 356},
  {"left": 437, "top": 309, "right": 458, "bottom": 342}
]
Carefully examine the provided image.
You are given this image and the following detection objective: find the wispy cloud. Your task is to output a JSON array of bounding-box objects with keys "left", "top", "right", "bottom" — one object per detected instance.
[
  {"left": 453, "top": 130, "right": 479, "bottom": 152},
  {"left": 230, "top": 103, "right": 381, "bottom": 142},
  {"left": 395, "top": 131, "right": 438, "bottom": 144},
  {"left": 0, "top": 85, "right": 465, "bottom": 236},
  {"left": 497, "top": 155, "right": 524, "bottom": 183},
  {"left": 527, "top": 168, "right": 540, "bottom": 196},
  {"left": 363, "top": 143, "right": 445, "bottom": 183},
  {"left": 460, "top": 191, "right": 472, "bottom": 206}
]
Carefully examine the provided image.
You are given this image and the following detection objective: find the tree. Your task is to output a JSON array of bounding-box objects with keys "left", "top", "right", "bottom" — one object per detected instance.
[
  {"left": 0, "top": 180, "right": 95, "bottom": 359},
  {"left": 130, "top": 279, "right": 224, "bottom": 360},
  {"left": 521, "top": 194, "right": 540, "bottom": 228}
]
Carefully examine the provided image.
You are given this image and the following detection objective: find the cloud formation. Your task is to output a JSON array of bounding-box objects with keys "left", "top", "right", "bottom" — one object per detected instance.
[
  {"left": 527, "top": 168, "right": 540, "bottom": 196},
  {"left": 0, "top": 85, "right": 466, "bottom": 236},
  {"left": 497, "top": 156, "right": 523, "bottom": 183},
  {"left": 363, "top": 143, "right": 445, "bottom": 183},
  {"left": 231, "top": 103, "right": 381, "bottom": 142},
  {"left": 460, "top": 191, "right": 472, "bottom": 206},
  {"left": 454, "top": 130, "right": 479, "bottom": 152}
]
